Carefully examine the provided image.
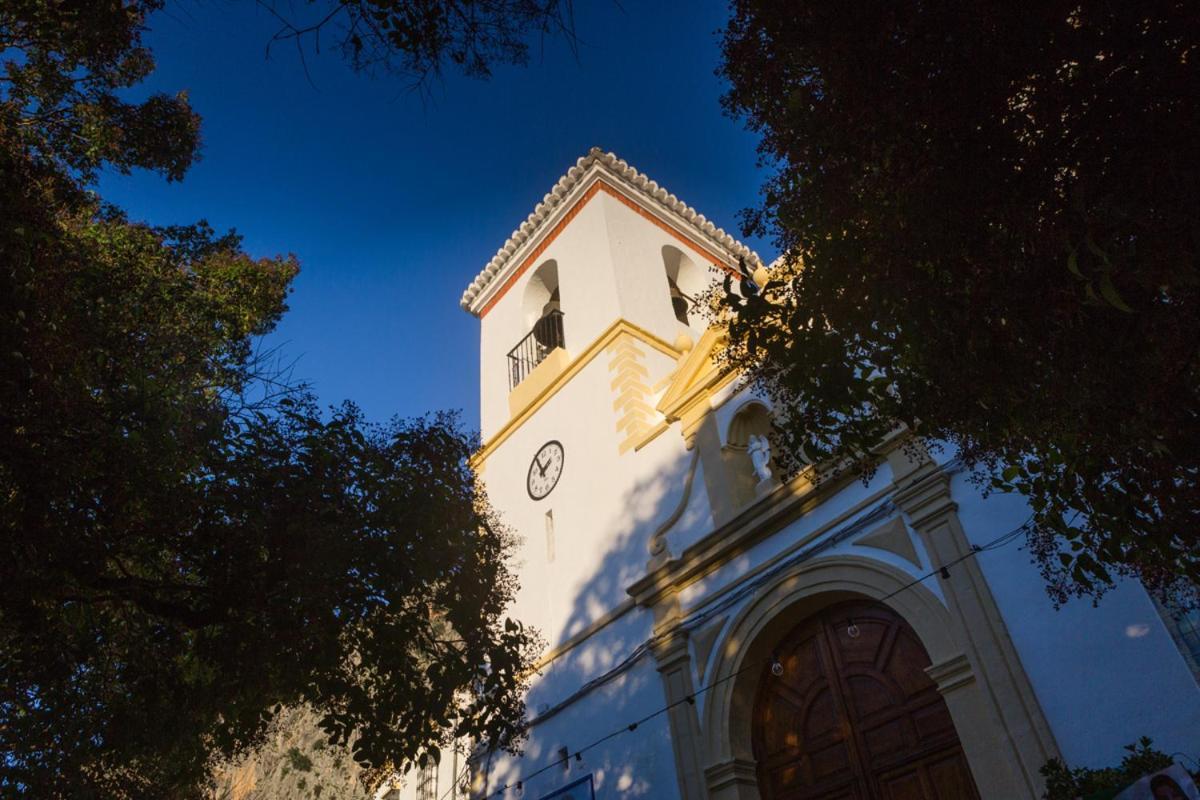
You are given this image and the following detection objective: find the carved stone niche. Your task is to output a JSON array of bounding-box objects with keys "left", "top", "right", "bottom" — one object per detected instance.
[{"left": 723, "top": 402, "right": 779, "bottom": 507}]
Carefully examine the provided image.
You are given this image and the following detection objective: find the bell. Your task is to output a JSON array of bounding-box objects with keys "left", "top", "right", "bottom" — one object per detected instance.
[{"left": 669, "top": 279, "right": 690, "bottom": 324}]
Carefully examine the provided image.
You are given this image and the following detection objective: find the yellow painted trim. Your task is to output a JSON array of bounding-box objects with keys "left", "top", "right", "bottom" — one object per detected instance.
[
  {"left": 630, "top": 325, "right": 741, "bottom": 454},
  {"left": 707, "top": 370, "right": 747, "bottom": 413},
  {"left": 508, "top": 347, "right": 571, "bottom": 416},
  {"left": 631, "top": 419, "right": 671, "bottom": 452},
  {"left": 472, "top": 319, "right": 681, "bottom": 468},
  {"left": 609, "top": 330, "right": 665, "bottom": 454},
  {"left": 657, "top": 326, "right": 731, "bottom": 423},
  {"left": 652, "top": 370, "right": 676, "bottom": 394}
]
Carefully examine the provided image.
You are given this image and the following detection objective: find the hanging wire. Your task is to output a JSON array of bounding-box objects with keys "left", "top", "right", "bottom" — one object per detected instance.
[
  {"left": 477, "top": 651, "right": 770, "bottom": 800},
  {"left": 434, "top": 760, "right": 473, "bottom": 800},
  {"left": 525, "top": 497, "right": 901, "bottom": 729},
  {"left": 874, "top": 515, "right": 1032, "bottom": 606},
  {"left": 468, "top": 515, "right": 1033, "bottom": 800},
  {"left": 522, "top": 459, "right": 980, "bottom": 730}
]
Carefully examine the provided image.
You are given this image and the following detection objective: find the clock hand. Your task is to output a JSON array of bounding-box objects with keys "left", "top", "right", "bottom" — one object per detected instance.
[{"left": 536, "top": 457, "right": 547, "bottom": 477}]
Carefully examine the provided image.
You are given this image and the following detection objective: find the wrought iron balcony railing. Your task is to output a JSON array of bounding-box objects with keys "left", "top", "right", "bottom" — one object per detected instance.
[{"left": 507, "top": 310, "right": 565, "bottom": 389}]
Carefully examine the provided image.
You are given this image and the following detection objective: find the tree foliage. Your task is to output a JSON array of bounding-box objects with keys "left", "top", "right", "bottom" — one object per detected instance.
[
  {"left": 259, "top": 0, "right": 573, "bottom": 83},
  {"left": 1, "top": 0, "right": 200, "bottom": 183},
  {"left": 718, "top": 0, "right": 1200, "bottom": 603},
  {"left": 1, "top": 2, "right": 543, "bottom": 797},
  {"left": 1040, "top": 737, "right": 1180, "bottom": 800}
]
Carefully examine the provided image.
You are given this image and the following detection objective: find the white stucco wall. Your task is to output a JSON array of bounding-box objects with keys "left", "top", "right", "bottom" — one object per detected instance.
[
  {"left": 467, "top": 183, "right": 734, "bottom": 800},
  {"left": 600, "top": 193, "right": 713, "bottom": 346},
  {"left": 675, "top": 464, "right": 911, "bottom": 614},
  {"left": 478, "top": 343, "right": 686, "bottom": 648},
  {"left": 952, "top": 472, "right": 1200, "bottom": 767},
  {"left": 478, "top": 198, "right": 621, "bottom": 440},
  {"left": 477, "top": 187, "right": 727, "bottom": 441},
  {"left": 483, "top": 657, "right": 678, "bottom": 800}
]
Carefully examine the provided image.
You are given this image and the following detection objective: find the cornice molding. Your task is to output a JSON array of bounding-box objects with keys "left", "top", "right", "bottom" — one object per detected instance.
[
  {"left": 704, "top": 758, "right": 757, "bottom": 792},
  {"left": 926, "top": 652, "right": 976, "bottom": 694},
  {"left": 657, "top": 327, "right": 729, "bottom": 420},
  {"left": 626, "top": 433, "right": 923, "bottom": 610},
  {"left": 627, "top": 462, "right": 861, "bottom": 609},
  {"left": 892, "top": 465, "right": 958, "bottom": 528}
]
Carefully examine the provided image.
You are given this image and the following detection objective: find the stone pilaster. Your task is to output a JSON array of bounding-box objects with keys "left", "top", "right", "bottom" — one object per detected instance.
[
  {"left": 703, "top": 758, "right": 758, "bottom": 800},
  {"left": 890, "top": 448, "right": 1058, "bottom": 799},
  {"left": 694, "top": 412, "right": 737, "bottom": 526},
  {"left": 650, "top": 622, "right": 709, "bottom": 800}
]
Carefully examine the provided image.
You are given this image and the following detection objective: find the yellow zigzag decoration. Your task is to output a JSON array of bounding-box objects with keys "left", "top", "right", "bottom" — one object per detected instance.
[{"left": 606, "top": 334, "right": 654, "bottom": 454}]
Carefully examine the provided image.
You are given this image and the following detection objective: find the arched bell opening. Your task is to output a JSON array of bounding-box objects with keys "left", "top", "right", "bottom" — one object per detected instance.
[
  {"left": 509, "top": 260, "right": 566, "bottom": 389},
  {"left": 662, "top": 245, "right": 707, "bottom": 329},
  {"left": 522, "top": 259, "right": 560, "bottom": 328}
]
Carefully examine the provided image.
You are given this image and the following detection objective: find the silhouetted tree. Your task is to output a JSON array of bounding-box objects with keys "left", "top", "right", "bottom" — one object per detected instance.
[
  {"left": 718, "top": 1, "right": 1200, "bottom": 603},
  {"left": 1, "top": 2, "right": 545, "bottom": 796},
  {"left": 259, "top": 0, "right": 574, "bottom": 83}
]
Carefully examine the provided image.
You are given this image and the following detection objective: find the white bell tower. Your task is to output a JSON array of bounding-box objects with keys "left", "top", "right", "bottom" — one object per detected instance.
[{"left": 459, "top": 147, "right": 758, "bottom": 645}]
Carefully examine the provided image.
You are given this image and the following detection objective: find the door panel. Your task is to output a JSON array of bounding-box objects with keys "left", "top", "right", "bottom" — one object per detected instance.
[{"left": 751, "top": 600, "right": 980, "bottom": 800}]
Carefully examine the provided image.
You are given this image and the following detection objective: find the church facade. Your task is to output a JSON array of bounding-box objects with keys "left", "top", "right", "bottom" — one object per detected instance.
[{"left": 391, "top": 150, "right": 1200, "bottom": 800}]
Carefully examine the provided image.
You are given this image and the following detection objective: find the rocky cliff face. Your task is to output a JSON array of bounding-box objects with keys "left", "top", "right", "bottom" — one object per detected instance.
[{"left": 210, "top": 707, "right": 385, "bottom": 800}]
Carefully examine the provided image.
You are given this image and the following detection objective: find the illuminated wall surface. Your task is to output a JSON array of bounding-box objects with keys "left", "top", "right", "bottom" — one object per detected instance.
[{"left": 380, "top": 151, "right": 1200, "bottom": 800}]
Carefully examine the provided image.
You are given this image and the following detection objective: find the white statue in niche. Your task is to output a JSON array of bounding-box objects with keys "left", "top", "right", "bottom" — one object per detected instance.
[{"left": 748, "top": 434, "right": 773, "bottom": 483}]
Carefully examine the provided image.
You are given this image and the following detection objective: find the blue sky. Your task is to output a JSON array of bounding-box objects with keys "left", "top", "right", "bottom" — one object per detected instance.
[{"left": 99, "top": 0, "right": 775, "bottom": 429}]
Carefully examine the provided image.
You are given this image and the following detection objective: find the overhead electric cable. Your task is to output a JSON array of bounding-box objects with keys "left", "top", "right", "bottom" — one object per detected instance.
[
  {"left": 526, "top": 496, "right": 900, "bottom": 728},
  {"left": 470, "top": 514, "right": 1033, "bottom": 800}
]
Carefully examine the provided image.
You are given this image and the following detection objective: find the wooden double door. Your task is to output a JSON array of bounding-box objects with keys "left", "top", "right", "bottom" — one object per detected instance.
[{"left": 751, "top": 600, "right": 980, "bottom": 800}]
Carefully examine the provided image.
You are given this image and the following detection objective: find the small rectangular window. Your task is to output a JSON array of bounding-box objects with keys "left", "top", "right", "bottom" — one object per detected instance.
[{"left": 545, "top": 509, "right": 556, "bottom": 563}]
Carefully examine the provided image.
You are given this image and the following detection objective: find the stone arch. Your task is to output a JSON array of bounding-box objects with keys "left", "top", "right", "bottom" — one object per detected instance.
[
  {"left": 725, "top": 399, "right": 773, "bottom": 449},
  {"left": 702, "top": 556, "right": 958, "bottom": 768},
  {"left": 698, "top": 554, "right": 1039, "bottom": 800}
]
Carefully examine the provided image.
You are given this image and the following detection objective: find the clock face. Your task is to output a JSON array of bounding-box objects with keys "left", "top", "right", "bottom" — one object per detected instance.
[{"left": 527, "top": 440, "right": 565, "bottom": 500}]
